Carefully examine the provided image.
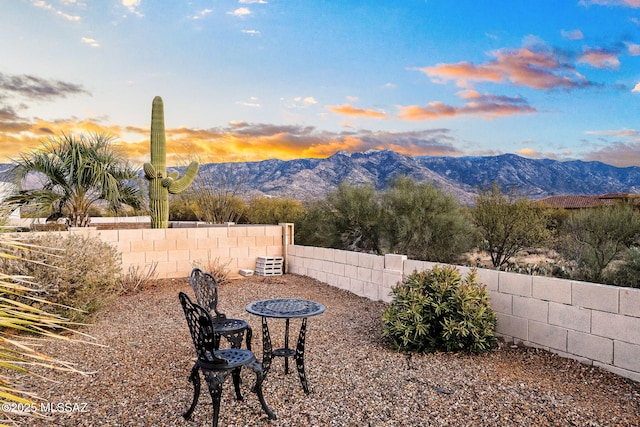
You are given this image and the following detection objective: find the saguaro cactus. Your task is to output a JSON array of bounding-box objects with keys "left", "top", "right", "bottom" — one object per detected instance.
[{"left": 144, "top": 96, "right": 199, "bottom": 228}]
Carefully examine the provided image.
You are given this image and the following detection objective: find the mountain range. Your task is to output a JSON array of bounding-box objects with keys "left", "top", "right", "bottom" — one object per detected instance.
[
  {"left": 3, "top": 150, "right": 639, "bottom": 205},
  {"left": 194, "top": 150, "right": 640, "bottom": 204}
]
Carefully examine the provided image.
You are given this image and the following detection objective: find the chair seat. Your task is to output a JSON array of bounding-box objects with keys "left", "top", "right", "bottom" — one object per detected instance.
[
  {"left": 212, "top": 318, "right": 251, "bottom": 334},
  {"left": 202, "top": 348, "right": 257, "bottom": 370}
]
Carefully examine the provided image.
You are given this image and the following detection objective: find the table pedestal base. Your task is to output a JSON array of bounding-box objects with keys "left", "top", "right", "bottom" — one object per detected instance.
[{"left": 261, "top": 317, "right": 310, "bottom": 393}]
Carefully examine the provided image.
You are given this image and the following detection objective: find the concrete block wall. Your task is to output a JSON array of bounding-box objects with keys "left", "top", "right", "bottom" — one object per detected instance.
[
  {"left": 23, "top": 224, "right": 286, "bottom": 279},
  {"left": 287, "top": 244, "right": 640, "bottom": 383}
]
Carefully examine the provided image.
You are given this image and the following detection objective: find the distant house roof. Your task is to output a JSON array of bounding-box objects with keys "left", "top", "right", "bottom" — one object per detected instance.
[{"left": 539, "top": 193, "right": 637, "bottom": 209}]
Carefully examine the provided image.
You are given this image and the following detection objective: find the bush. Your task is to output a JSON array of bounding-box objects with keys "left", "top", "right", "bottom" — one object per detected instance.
[
  {"left": 382, "top": 265, "right": 496, "bottom": 354},
  {"left": 0, "top": 234, "right": 121, "bottom": 322},
  {"left": 608, "top": 247, "right": 640, "bottom": 288},
  {"left": 382, "top": 176, "right": 476, "bottom": 263}
]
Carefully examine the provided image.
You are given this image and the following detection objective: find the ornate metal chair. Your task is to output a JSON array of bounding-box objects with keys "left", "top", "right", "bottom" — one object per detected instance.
[
  {"left": 189, "top": 267, "right": 252, "bottom": 350},
  {"left": 178, "top": 292, "right": 276, "bottom": 427}
]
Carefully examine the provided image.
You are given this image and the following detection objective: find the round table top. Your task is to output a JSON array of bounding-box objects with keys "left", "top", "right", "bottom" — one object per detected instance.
[{"left": 246, "top": 298, "right": 326, "bottom": 319}]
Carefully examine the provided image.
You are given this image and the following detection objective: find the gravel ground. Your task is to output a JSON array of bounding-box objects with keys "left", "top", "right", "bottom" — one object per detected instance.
[{"left": 13, "top": 274, "right": 640, "bottom": 427}]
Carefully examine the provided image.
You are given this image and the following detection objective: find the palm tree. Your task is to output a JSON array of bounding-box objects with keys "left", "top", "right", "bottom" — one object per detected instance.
[{"left": 10, "top": 132, "right": 142, "bottom": 227}]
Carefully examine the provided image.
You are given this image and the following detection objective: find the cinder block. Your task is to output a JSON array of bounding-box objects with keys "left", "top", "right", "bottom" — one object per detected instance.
[
  {"left": 528, "top": 321, "right": 568, "bottom": 352},
  {"left": 512, "top": 295, "right": 548, "bottom": 322},
  {"left": 344, "top": 264, "right": 358, "bottom": 280},
  {"left": 592, "top": 311, "right": 640, "bottom": 344},
  {"left": 371, "top": 268, "right": 383, "bottom": 286},
  {"left": 498, "top": 271, "right": 532, "bottom": 296},
  {"left": 475, "top": 268, "right": 499, "bottom": 291},
  {"left": 349, "top": 278, "right": 365, "bottom": 296},
  {"left": 613, "top": 341, "right": 640, "bottom": 372},
  {"left": 202, "top": 227, "right": 226, "bottom": 238},
  {"left": 357, "top": 253, "right": 376, "bottom": 269},
  {"left": 548, "top": 302, "right": 591, "bottom": 333},
  {"left": 145, "top": 250, "right": 168, "bottom": 263},
  {"left": 129, "top": 237, "right": 154, "bottom": 252},
  {"left": 332, "top": 262, "right": 345, "bottom": 276},
  {"left": 488, "top": 291, "right": 512, "bottom": 315},
  {"left": 495, "top": 313, "right": 528, "bottom": 341},
  {"left": 334, "top": 249, "right": 347, "bottom": 264},
  {"left": 153, "top": 239, "right": 177, "bottom": 252},
  {"left": 572, "top": 281, "right": 619, "bottom": 313},
  {"left": 337, "top": 275, "right": 350, "bottom": 291},
  {"left": 363, "top": 282, "right": 379, "bottom": 301},
  {"left": 620, "top": 288, "right": 640, "bottom": 317},
  {"left": 357, "top": 266, "right": 372, "bottom": 282},
  {"left": 403, "top": 259, "right": 434, "bottom": 275},
  {"left": 346, "top": 251, "right": 359, "bottom": 266},
  {"left": 384, "top": 254, "right": 406, "bottom": 271},
  {"left": 533, "top": 276, "right": 572, "bottom": 304},
  {"left": 567, "top": 330, "right": 613, "bottom": 363},
  {"left": 321, "top": 248, "right": 335, "bottom": 262},
  {"left": 383, "top": 270, "right": 403, "bottom": 288}
]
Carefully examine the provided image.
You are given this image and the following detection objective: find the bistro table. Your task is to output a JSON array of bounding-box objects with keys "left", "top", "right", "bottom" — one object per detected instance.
[{"left": 246, "top": 298, "right": 325, "bottom": 393}]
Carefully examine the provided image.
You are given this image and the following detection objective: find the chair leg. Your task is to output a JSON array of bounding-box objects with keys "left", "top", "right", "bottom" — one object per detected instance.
[
  {"left": 204, "top": 371, "right": 227, "bottom": 427},
  {"left": 183, "top": 364, "right": 200, "bottom": 420},
  {"left": 232, "top": 367, "right": 243, "bottom": 401},
  {"left": 245, "top": 325, "right": 253, "bottom": 351},
  {"left": 252, "top": 366, "right": 277, "bottom": 420}
]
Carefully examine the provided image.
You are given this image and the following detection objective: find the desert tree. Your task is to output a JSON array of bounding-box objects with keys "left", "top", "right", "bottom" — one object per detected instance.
[
  {"left": 10, "top": 132, "right": 142, "bottom": 227},
  {"left": 245, "top": 196, "right": 306, "bottom": 225},
  {"left": 326, "top": 182, "right": 382, "bottom": 253},
  {"left": 381, "top": 176, "right": 476, "bottom": 262},
  {"left": 557, "top": 203, "right": 640, "bottom": 283},
  {"left": 471, "top": 183, "right": 550, "bottom": 268},
  {"left": 179, "top": 163, "right": 248, "bottom": 224}
]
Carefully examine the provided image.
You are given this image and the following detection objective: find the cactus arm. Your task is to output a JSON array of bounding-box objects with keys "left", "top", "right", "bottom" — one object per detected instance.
[
  {"left": 167, "top": 170, "right": 179, "bottom": 180},
  {"left": 143, "top": 162, "right": 157, "bottom": 180},
  {"left": 168, "top": 161, "right": 199, "bottom": 194}
]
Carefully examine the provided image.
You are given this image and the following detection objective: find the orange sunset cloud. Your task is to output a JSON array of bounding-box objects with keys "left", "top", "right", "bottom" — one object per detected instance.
[
  {"left": 326, "top": 104, "right": 388, "bottom": 119},
  {"left": 397, "top": 90, "right": 536, "bottom": 120},
  {"left": 421, "top": 47, "right": 591, "bottom": 90}
]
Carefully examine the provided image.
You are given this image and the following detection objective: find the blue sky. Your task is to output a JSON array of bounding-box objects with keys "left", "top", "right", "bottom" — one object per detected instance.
[{"left": 1, "top": 0, "right": 639, "bottom": 166}]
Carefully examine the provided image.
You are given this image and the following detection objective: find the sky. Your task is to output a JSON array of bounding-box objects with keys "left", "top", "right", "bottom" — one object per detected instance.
[{"left": 1, "top": 0, "right": 640, "bottom": 167}]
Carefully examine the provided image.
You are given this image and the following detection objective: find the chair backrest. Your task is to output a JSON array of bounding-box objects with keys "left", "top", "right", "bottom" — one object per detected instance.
[
  {"left": 189, "top": 268, "right": 225, "bottom": 318},
  {"left": 178, "top": 292, "right": 227, "bottom": 365}
]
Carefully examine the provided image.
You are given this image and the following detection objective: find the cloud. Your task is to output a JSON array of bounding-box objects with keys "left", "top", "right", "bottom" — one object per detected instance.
[
  {"left": 228, "top": 7, "right": 251, "bottom": 17},
  {"left": 633, "top": 82, "right": 640, "bottom": 92},
  {"left": 122, "top": 0, "right": 142, "bottom": 16},
  {"left": 626, "top": 42, "right": 640, "bottom": 55},
  {"left": 419, "top": 47, "right": 592, "bottom": 90},
  {"left": 327, "top": 104, "right": 387, "bottom": 119},
  {"left": 242, "top": 29, "right": 261, "bottom": 35},
  {"left": 0, "top": 72, "right": 90, "bottom": 100},
  {"left": 579, "top": 0, "right": 640, "bottom": 7},
  {"left": 81, "top": 37, "right": 99, "bottom": 47},
  {"left": 191, "top": 9, "right": 213, "bottom": 20},
  {"left": 581, "top": 128, "right": 640, "bottom": 166},
  {"left": 293, "top": 96, "right": 317, "bottom": 107},
  {"left": 397, "top": 90, "right": 536, "bottom": 120},
  {"left": 561, "top": 29, "right": 584, "bottom": 40},
  {"left": 578, "top": 47, "right": 620, "bottom": 69},
  {"left": 236, "top": 97, "right": 260, "bottom": 108},
  {"left": 240, "top": 0, "right": 268, "bottom": 3},
  {"left": 32, "top": 0, "right": 81, "bottom": 21}
]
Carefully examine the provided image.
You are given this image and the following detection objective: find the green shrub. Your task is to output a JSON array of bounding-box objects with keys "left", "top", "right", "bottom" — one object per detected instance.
[
  {"left": 382, "top": 265, "right": 496, "bottom": 354},
  {"left": 0, "top": 234, "right": 121, "bottom": 322},
  {"left": 608, "top": 247, "right": 640, "bottom": 288}
]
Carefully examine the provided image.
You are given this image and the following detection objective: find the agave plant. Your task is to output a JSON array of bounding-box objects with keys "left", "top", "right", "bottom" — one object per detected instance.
[{"left": 0, "top": 236, "right": 93, "bottom": 425}]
